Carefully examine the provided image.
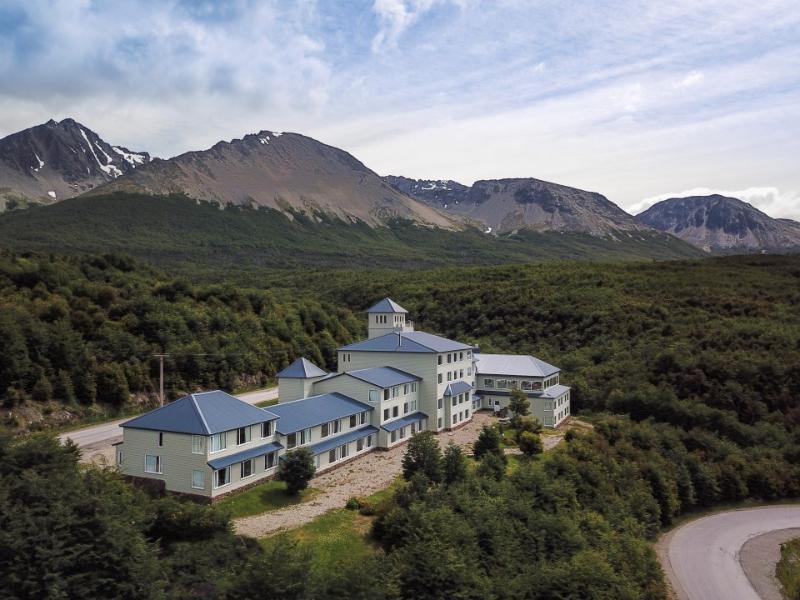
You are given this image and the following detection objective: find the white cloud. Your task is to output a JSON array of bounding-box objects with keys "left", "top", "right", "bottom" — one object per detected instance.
[
  {"left": 370, "top": 0, "right": 469, "bottom": 52},
  {"left": 674, "top": 70, "right": 704, "bottom": 88}
]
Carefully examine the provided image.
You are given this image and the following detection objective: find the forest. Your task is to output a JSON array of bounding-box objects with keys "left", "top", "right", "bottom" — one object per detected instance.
[{"left": 2, "top": 249, "right": 799, "bottom": 598}]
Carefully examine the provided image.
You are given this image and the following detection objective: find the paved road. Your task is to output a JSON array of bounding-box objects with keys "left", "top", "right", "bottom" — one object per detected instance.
[
  {"left": 58, "top": 386, "right": 278, "bottom": 453},
  {"left": 661, "top": 505, "right": 800, "bottom": 600}
]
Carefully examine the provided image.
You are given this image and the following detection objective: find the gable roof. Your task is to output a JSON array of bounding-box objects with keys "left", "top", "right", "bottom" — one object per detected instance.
[
  {"left": 339, "top": 331, "right": 472, "bottom": 354},
  {"left": 277, "top": 357, "right": 327, "bottom": 379},
  {"left": 345, "top": 366, "right": 421, "bottom": 388},
  {"left": 444, "top": 381, "right": 473, "bottom": 396},
  {"left": 268, "top": 392, "right": 373, "bottom": 434},
  {"left": 122, "top": 390, "right": 278, "bottom": 435},
  {"left": 474, "top": 353, "right": 560, "bottom": 378},
  {"left": 541, "top": 384, "right": 570, "bottom": 399},
  {"left": 366, "top": 298, "right": 408, "bottom": 314}
]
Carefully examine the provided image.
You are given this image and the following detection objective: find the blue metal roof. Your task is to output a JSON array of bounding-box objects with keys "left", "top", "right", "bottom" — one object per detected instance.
[
  {"left": 306, "top": 425, "right": 378, "bottom": 456},
  {"left": 474, "top": 353, "right": 560, "bottom": 378},
  {"left": 444, "top": 381, "right": 473, "bottom": 396},
  {"left": 339, "top": 331, "right": 472, "bottom": 353},
  {"left": 541, "top": 384, "right": 570, "bottom": 399},
  {"left": 277, "top": 357, "right": 327, "bottom": 379},
  {"left": 381, "top": 411, "right": 428, "bottom": 432},
  {"left": 366, "top": 298, "right": 408, "bottom": 313},
  {"left": 346, "top": 366, "right": 420, "bottom": 388},
  {"left": 268, "top": 392, "right": 373, "bottom": 435},
  {"left": 122, "top": 391, "right": 278, "bottom": 435},
  {"left": 207, "top": 441, "right": 283, "bottom": 470}
]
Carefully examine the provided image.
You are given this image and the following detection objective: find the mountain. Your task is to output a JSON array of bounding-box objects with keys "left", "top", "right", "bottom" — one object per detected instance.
[
  {"left": 636, "top": 194, "right": 800, "bottom": 252},
  {"left": 87, "top": 132, "right": 456, "bottom": 229},
  {"left": 0, "top": 193, "right": 703, "bottom": 278},
  {"left": 0, "top": 118, "right": 150, "bottom": 210},
  {"left": 384, "top": 176, "right": 644, "bottom": 234}
]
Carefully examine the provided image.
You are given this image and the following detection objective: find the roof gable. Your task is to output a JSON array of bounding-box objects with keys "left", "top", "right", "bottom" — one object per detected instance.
[
  {"left": 122, "top": 390, "right": 277, "bottom": 435},
  {"left": 366, "top": 298, "right": 408, "bottom": 313},
  {"left": 346, "top": 366, "right": 421, "bottom": 388},
  {"left": 277, "top": 357, "right": 327, "bottom": 379}
]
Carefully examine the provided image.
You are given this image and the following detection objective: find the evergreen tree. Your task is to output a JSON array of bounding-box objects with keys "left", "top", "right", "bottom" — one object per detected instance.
[
  {"left": 518, "top": 431, "right": 544, "bottom": 456},
  {"left": 473, "top": 425, "right": 503, "bottom": 460},
  {"left": 508, "top": 388, "right": 530, "bottom": 428},
  {"left": 402, "top": 431, "right": 444, "bottom": 484},
  {"left": 278, "top": 447, "right": 316, "bottom": 495},
  {"left": 443, "top": 442, "right": 467, "bottom": 485}
]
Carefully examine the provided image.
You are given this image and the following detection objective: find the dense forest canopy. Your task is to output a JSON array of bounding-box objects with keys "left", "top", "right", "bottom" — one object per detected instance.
[{"left": 0, "top": 251, "right": 362, "bottom": 425}]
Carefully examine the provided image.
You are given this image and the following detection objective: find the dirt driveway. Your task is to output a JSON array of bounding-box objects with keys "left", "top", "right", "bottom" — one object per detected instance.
[{"left": 234, "top": 412, "right": 494, "bottom": 538}]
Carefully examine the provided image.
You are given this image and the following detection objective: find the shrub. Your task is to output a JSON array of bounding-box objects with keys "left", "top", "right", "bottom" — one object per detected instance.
[{"left": 277, "top": 448, "right": 316, "bottom": 495}]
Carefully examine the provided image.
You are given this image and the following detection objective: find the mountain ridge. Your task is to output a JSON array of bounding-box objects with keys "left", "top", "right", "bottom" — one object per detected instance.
[
  {"left": 636, "top": 194, "right": 800, "bottom": 252},
  {"left": 0, "top": 118, "right": 150, "bottom": 210},
  {"left": 384, "top": 175, "right": 645, "bottom": 235}
]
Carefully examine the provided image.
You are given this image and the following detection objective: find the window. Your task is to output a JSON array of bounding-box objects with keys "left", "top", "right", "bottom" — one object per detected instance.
[
  {"left": 360, "top": 412, "right": 367, "bottom": 425},
  {"left": 411, "top": 423, "right": 416, "bottom": 435},
  {"left": 484, "top": 378, "right": 494, "bottom": 389},
  {"left": 447, "top": 353, "right": 452, "bottom": 363},
  {"left": 452, "top": 397, "right": 457, "bottom": 407},
  {"left": 459, "top": 351, "right": 464, "bottom": 360},
  {"left": 192, "top": 469, "right": 205, "bottom": 489},
  {"left": 145, "top": 454, "right": 162, "bottom": 474},
  {"left": 532, "top": 381, "right": 542, "bottom": 391},
  {"left": 400, "top": 427, "right": 406, "bottom": 439},
  {"left": 287, "top": 432, "right": 297, "bottom": 448},
  {"left": 349, "top": 415, "right": 357, "bottom": 428},
  {"left": 192, "top": 435, "right": 205, "bottom": 454},
  {"left": 117, "top": 450, "right": 123, "bottom": 465},
  {"left": 210, "top": 432, "right": 226, "bottom": 453},
  {"left": 241, "top": 459, "right": 254, "bottom": 479},
  {"left": 411, "top": 382, "right": 416, "bottom": 392},
  {"left": 391, "top": 430, "right": 397, "bottom": 443},
  {"left": 357, "top": 437, "right": 364, "bottom": 451},
  {"left": 403, "top": 384, "right": 408, "bottom": 394},
  {"left": 340, "top": 444, "right": 349, "bottom": 459},
  {"left": 215, "top": 467, "right": 230, "bottom": 488},
  {"left": 438, "top": 398, "right": 443, "bottom": 409},
  {"left": 261, "top": 421, "right": 273, "bottom": 438},
  {"left": 157, "top": 432, "right": 164, "bottom": 447},
  {"left": 452, "top": 415, "right": 457, "bottom": 425},
  {"left": 447, "top": 372, "right": 452, "bottom": 382},
  {"left": 404, "top": 402, "right": 409, "bottom": 414},
  {"left": 509, "top": 380, "right": 519, "bottom": 389},
  {"left": 237, "top": 427, "right": 251, "bottom": 445},
  {"left": 384, "top": 389, "right": 390, "bottom": 400},
  {"left": 334, "top": 420, "right": 340, "bottom": 434},
  {"left": 437, "top": 417, "right": 442, "bottom": 428},
  {"left": 265, "top": 452, "right": 276, "bottom": 469},
  {"left": 438, "top": 355, "right": 443, "bottom": 365},
  {"left": 321, "top": 422, "right": 330, "bottom": 437},
  {"left": 392, "top": 386, "right": 398, "bottom": 398},
  {"left": 383, "top": 408, "right": 390, "bottom": 421},
  {"left": 418, "top": 420, "right": 424, "bottom": 431},
  {"left": 438, "top": 373, "right": 443, "bottom": 384},
  {"left": 329, "top": 449, "right": 337, "bottom": 463},
  {"left": 467, "top": 367, "right": 472, "bottom": 376},
  {"left": 392, "top": 406, "right": 399, "bottom": 417},
  {"left": 369, "top": 389, "right": 380, "bottom": 402},
  {"left": 367, "top": 435, "right": 373, "bottom": 447},
  {"left": 497, "top": 379, "right": 508, "bottom": 389},
  {"left": 459, "top": 369, "right": 464, "bottom": 378},
  {"left": 522, "top": 380, "right": 532, "bottom": 390}
]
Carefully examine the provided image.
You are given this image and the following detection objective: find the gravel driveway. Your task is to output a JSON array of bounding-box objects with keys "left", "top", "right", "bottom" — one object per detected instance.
[{"left": 234, "top": 412, "right": 494, "bottom": 538}]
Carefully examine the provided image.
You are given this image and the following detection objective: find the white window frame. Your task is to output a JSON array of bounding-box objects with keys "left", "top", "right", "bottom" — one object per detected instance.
[
  {"left": 261, "top": 421, "right": 273, "bottom": 438},
  {"left": 240, "top": 459, "right": 255, "bottom": 479},
  {"left": 210, "top": 432, "right": 226, "bottom": 453},
  {"left": 144, "top": 454, "right": 162, "bottom": 474},
  {"left": 237, "top": 426, "right": 251, "bottom": 446},
  {"left": 214, "top": 466, "right": 231, "bottom": 489},
  {"left": 191, "top": 469, "right": 205, "bottom": 490},
  {"left": 192, "top": 435, "right": 205, "bottom": 454}
]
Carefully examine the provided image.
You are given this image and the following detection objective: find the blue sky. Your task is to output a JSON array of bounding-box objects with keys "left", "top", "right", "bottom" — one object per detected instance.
[{"left": 1, "top": 0, "right": 798, "bottom": 217}]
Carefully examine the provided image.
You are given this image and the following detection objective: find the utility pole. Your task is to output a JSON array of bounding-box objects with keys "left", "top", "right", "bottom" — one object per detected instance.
[{"left": 154, "top": 354, "right": 168, "bottom": 406}]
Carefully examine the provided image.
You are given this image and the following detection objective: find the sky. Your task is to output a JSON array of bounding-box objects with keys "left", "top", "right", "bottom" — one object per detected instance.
[{"left": 0, "top": 0, "right": 798, "bottom": 218}]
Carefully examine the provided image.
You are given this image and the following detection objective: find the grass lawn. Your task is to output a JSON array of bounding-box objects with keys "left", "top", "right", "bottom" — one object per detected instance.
[
  {"left": 256, "top": 398, "right": 279, "bottom": 407},
  {"left": 777, "top": 538, "right": 800, "bottom": 598},
  {"left": 260, "top": 477, "right": 402, "bottom": 574},
  {"left": 218, "top": 480, "right": 320, "bottom": 519}
]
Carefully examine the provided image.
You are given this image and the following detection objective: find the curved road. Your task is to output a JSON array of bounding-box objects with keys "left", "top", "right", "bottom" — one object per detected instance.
[
  {"left": 660, "top": 505, "right": 800, "bottom": 600},
  {"left": 58, "top": 387, "right": 278, "bottom": 456}
]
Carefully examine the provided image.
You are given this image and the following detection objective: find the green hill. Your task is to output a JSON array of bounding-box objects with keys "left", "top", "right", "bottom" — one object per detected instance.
[{"left": 0, "top": 193, "right": 702, "bottom": 278}]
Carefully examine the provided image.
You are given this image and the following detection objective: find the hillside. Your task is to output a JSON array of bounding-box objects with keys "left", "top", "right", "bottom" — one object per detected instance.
[
  {"left": 637, "top": 194, "right": 800, "bottom": 252},
  {"left": 86, "top": 132, "right": 455, "bottom": 228},
  {"left": 0, "top": 193, "right": 703, "bottom": 277},
  {"left": 0, "top": 118, "right": 150, "bottom": 211},
  {"left": 385, "top": 175, "right": 643, "bottom": 234}
]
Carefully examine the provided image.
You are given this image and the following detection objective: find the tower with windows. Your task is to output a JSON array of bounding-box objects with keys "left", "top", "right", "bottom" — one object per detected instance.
[{"left": 366, "top": 298, "right": 413, "bottom": 339}]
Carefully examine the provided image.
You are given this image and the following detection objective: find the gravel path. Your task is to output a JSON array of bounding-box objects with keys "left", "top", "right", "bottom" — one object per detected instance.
[{"left": 234, "top": 412, "right": 494, "bottom": 538}]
